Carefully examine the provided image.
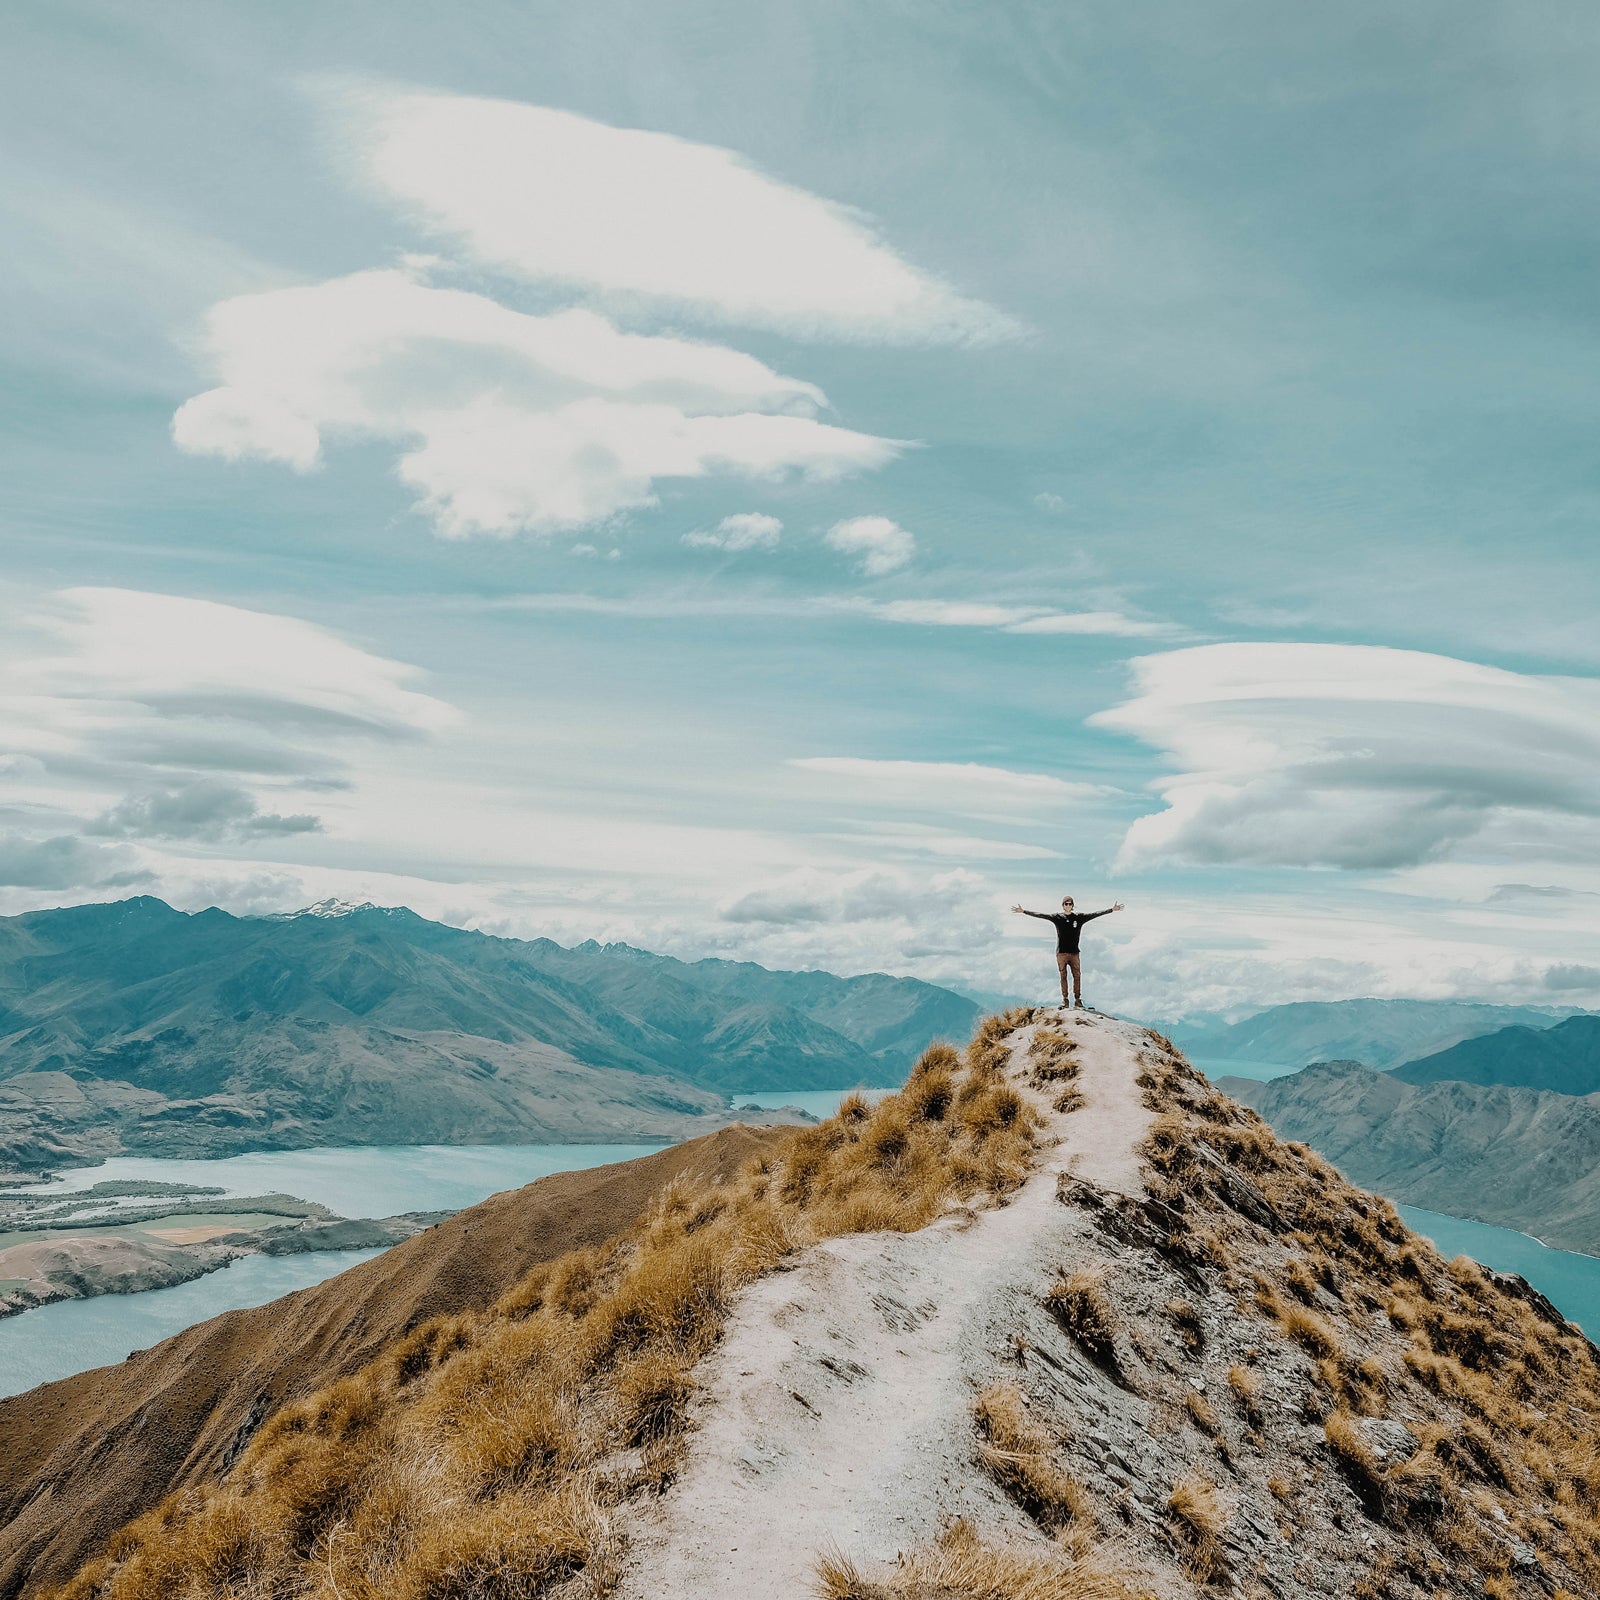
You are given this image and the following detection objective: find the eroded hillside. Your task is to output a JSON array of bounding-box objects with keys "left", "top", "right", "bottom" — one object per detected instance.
[{"left": 25, "top": 1013, "right": 1600, "bottom": 1600}]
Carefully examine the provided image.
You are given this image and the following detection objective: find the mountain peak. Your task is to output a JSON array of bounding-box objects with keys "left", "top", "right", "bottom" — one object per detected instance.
[{"left": 277, "top": 898, "right": 387, "bottom": 920}]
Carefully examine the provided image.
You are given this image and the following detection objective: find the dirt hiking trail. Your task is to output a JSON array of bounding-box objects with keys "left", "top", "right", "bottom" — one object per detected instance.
[{"left": 615, "top": 1010, "right": 1157, "bottom": 1600}]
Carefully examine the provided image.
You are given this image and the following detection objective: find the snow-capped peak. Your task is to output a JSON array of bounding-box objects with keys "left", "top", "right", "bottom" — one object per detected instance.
[{"left": 279, "top": 898, "right": 383, "bottom": 920}]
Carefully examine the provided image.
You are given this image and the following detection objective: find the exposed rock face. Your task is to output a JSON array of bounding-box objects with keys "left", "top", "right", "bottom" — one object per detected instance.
[
  {"left": 614, "top": 1019, "right": 1600, "bottom": 1599},
  {"left": 1225, "top": 1058, "right": 1600, "bottom": 1253}
]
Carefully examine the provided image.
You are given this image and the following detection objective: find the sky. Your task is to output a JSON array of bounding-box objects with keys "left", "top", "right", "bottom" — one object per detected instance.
[{"left": 3, "top": 0, "right": 1600, "bottom": 1017}]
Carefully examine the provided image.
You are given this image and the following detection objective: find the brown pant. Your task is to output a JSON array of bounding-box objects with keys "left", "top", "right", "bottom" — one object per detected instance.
[{"left": 1056, "top": 950, "right": 1081, "bottom": 1003}]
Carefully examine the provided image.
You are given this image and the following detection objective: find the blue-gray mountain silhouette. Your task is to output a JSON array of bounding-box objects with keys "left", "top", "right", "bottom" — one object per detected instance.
[
  {"left": 1394, "top": 1013, "right": 1600, "bottom": 1095},
  {"left": 0, "top": 898, "right": 978, "bottom": 1173}
]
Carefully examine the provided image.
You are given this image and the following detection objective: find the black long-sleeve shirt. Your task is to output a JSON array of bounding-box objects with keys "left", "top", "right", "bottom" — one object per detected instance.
[{"left": 1022, "top": 908, "right": 1112, "bottom": 953}]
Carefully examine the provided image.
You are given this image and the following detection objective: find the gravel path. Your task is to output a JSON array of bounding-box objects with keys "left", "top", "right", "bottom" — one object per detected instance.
[{"left": 614, "top": 1011, "right": 1157, "bottom": 1600}]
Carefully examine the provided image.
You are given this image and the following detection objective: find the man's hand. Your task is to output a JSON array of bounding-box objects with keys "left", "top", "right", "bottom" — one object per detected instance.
[
  {"left": 1113, "top": 901, "right": 1125, "bottom": 912},
  {"left": 1010, "top": 904, "right": 1024, "bottom": 913}
]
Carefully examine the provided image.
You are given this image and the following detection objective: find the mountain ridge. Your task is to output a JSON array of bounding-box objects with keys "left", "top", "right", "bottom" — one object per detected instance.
[
  {"left": 12, "top": 1012, "right": 1600, "bottom": 1600},
  {"left": 1395, "top": 1013, "right": 1600, "bottom": 1095},
  {"left": 0, "top": 897, "right": 979, "bottom": 1175},
  {"left": 1223, "top": 1058, "right": 1600, "bottom": 1253},
  {"left": 1165, "top": 996, "right": 1586, "bottom": 1071}
]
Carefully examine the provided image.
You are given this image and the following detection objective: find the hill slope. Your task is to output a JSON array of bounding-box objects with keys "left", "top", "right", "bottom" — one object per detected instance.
[
  {"left": 1168, "top": 997, "right": 1583, "bottom": 1071},
  {"left": 0, "top": 898, "right": 980, "bottom": 1172},
  {"left": 1396, "top": 1013, "right": 1600, "bottom": 1095},
  {"left": 1226, "top": 1059, "right": 1600, "bottom": 1252},
  {"left": 0, "top": 1127, "right": 785, "bottom": 1599},
  {"left": 21, "top": 1014, "right": 1600, "bottom": 1600}
]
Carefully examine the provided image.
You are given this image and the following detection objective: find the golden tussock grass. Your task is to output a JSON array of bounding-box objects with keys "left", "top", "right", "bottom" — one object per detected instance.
[
  {"left": 1162, "top": 1297, "right": 1203, "bottom": 1350},
  {"left": 1225, "top": 1362, "right": 1261, "bottom": 1426},
  {"left": 1165, "top": 1472, "right": 1228, "bottom": 1580},
  {"left": 814, "top": 1517, "right": 1142, "bottom": 1600},
  {"left": 1027, "top": 1027, "right": 1081, "bottom": 1084},
  {"left": 1183, "top": 1391, "right": 1221, "bottom": 1440},
  {"left": 972, "top": 1382, "right": 1090, "bottom": 1534},
  {"left": 57, "top": 1018, "right": 1042, "bottom": 1600},
  {"left": 1044, "top": 1268, "right": 1118, "bottom": 1368}
]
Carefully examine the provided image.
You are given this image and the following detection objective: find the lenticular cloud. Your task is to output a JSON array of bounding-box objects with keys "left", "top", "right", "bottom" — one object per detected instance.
[
  {"left": 172, "top": 268, "right": 901, "bottom": 537},
  {"left": 342, "top": 87, "right": 1020, "bottom": 347},
  {"left": 1095, "top": 642, "right": 1600, "bottom": 870},
  {"left": 172, "top": 86, "right": 1010, "bottom": 537}
]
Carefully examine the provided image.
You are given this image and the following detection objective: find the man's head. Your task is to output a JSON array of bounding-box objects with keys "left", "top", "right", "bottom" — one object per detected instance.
[{"left": 1061, "top": 896, "right": 1075, "bottom": 911}]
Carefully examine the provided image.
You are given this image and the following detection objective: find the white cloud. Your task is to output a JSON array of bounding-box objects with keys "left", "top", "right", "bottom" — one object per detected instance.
[
  {"left": 462, "top": 590, "right": 1178, "bottom": 639},
  {"left": 338, "top": 86, "right": 1020, "bottom": 346},
  {"left": 825, "top": 515, "right": 916, "bottom": 576},
  {"left": 0, "top": 833, "right": 141, "bottom": 891},
  {"left": 830, "top": 822, "right": 1058, "bottom": 860},
  {"left": 87, "top": 780, "right": 321, "bottom": 841},
  {"left": 173, "top": 268, "right": 899, "bottom": 537},
  {"left": 1094, "top": 642, "right": 1600, "bottom": 870},
  {"left": 1033, "top": 492, "right": 1065, "bottom": 513},
  {"left": 718, "top": 866, "right": 989, "bottom": 927},
  {"left": 682, "top": 512, "right": 783, "bottom": 552},
  {"left": 0, "top": 588, "right": 461, "bottom": 891},
  {"left": 837, "top": 598, "right": 1021, "bottom": 627},
  {"left": 788, "top": 757, "right": 1105, "bottom": 805},
  {"left": 1004, "top": 611, "right": 1177, "bottom": 639},
  {"left": 826, "top": 597, "right": 1175, "bottom": 635},
  {"left": 30, "top": 587, "right": 454, "bottom": 737}
]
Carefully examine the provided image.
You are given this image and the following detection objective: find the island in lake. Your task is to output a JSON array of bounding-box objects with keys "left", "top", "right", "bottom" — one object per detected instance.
[{"left": 0, "top": 1178, "right": 444, "bottom": 1317}]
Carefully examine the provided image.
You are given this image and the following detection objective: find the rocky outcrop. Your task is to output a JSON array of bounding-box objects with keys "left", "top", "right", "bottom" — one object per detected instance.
[{"left": 1225, "top": 1058, "right": 1600, "bottom": 1253}]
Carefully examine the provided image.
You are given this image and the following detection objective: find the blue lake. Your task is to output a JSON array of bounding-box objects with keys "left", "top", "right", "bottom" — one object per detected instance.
[
  {"left": 0, "top": 1140, "right": 660, "bottom": 1398},
  {"left": 5, "top": 1093, "right": 1596, "bottom": 1400},
  {"left": 0, "top": 1248, "right": 385, "bottom": 1397},
  {"left": 0, "top": 1099, "right": 872, "bottom": 1398},
  {"left": 12, "top": 1141, "right": 661, "bottom": 1219},
  {"left": 1188, "top": 1055, "right": 1304, "bottom": 1083},
  {"left": 732, "top": 1087, "right": 893, "bottom": 1119},
  {"left": 1397, "top": 1205, "right": 1600, "bottom": 1337}
]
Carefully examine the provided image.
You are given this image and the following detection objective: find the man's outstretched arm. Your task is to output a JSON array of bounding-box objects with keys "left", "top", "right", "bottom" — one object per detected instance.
[
  {"left": 1010, "top": 905, "right": 1053, "bottom": 919},
  {"left": 1080, "top": 902, "right": 1126, "bottom": 920}
]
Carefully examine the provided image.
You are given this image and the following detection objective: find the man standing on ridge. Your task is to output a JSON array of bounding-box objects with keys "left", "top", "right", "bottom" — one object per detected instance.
[{"left": 1011, "top": 895, "right": 1124, "bottom": 1009}]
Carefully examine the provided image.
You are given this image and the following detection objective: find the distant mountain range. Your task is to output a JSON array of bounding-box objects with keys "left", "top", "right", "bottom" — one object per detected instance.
[
  {"left": 1165, "top": 997, "right": 1586, "bottom": 1072},
  {"left": 1223, "top": 1060, "right": 1600, "bottom": 1254},
  {"left": 0, "top": 897, "right": 980, "bottom": 1175},
  {"left": 1395, "top": 1014, "right": 1600, "bottom": 1096}
]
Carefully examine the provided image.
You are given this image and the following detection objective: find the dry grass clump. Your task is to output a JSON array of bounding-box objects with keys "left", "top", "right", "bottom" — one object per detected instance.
[
  {"left": 1323, "top": 1408, "right": 1389, "bottom": 1516},
  {"left": 1184, "top": 1391, "right": 1221, "bottom": 1440},
  {"left": 1045, "top": 1268, "right": 1119, "bottom": 1369},
  {"left": 1029, "top": 1027, "right": 1087, "bottom": 1114},
  {"left": 58, "top": 1019, "right": 1043, "bottom": 1600},
  {"left": 1166, "top": 1472, "right": 1228, "bottom": 1580},
  {"left": 973, "top": 1382, "right": 1090, "bottom": 1534},
  {"left": 1226, "top": 1363, "right": 1263, "bottom": 1431},
  {"left": 1028, "top": 1028, "right": 1081, "bottom": 1082},
  {"left": 1254, "top": 1280, "right": 1340, "bottom": 1361},
  {"left": 814, "top": 1517, "right": 1141, "bottom": 1600},
  {"left": 1163, "top": 1297, "right": 1204, "bottom": 1351}
]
